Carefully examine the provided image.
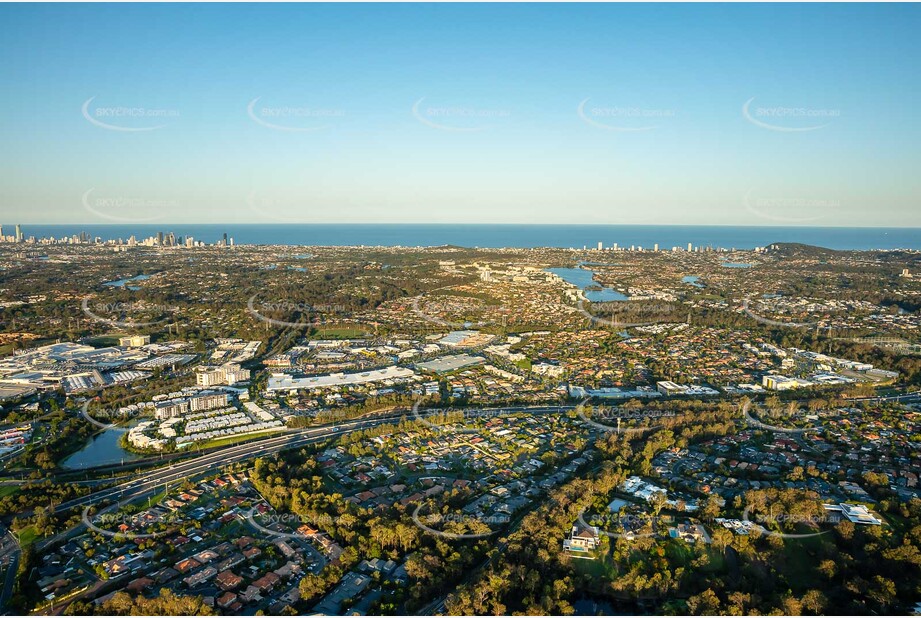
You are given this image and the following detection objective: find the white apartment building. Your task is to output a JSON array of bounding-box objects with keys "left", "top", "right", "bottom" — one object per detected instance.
[{"left": 195, "top": 363, "right": 250, "bottom": 387}]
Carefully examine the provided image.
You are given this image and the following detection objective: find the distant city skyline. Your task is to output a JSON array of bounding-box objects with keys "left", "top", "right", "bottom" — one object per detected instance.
[
  {"left": 4, "top": 223, "right": 919, "bottom": 252},
  {"left": 1, "top": 3, "right": 919, "bottom": 226}
]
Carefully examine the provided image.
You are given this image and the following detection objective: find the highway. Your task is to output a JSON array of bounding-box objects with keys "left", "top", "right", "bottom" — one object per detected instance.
[
  {"left": 0, "top": 529, "right": 20, "bottom": 612},
  {"left": 51, "top": 405, "right": 572, "bottom": 515},
  {"left": 25, "top": 382, "right": 918, "bottom": 482},
  {"left": 35, "top": 387, "right": 916, "bottom": 553},
  {"left": 39, "top": 387, "right": 921, "bottom": 516},
  {"left": 53, "top": 424, "right": 357, "bottom": 513},
  {"left": 54, "top": 387, "right": 912, "bottom": 515},
  {"left": 845, "top": 389, "right": 921, "bottom": 403}
]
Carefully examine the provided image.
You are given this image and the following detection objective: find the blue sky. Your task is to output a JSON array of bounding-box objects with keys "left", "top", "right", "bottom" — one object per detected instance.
[{"left": 0, "top": 3, "right": 919, "bottom": 226}]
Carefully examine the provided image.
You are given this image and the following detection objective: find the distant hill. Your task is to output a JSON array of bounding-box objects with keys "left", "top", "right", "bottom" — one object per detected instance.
[
  {"left": 766, "top": 242, "right": 921, "bottom": 265},
  {"left": 764, "top": 242, "right": 847, "bottom": 259}
]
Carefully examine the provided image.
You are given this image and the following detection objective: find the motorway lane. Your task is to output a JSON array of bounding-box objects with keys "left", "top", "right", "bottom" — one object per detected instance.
[
  {"left": 0, "top": 551, "right": 17, "bottom": 612},
  {"left": 0, "top": 530, "right": 20, "bottom": 612},
  {"left": 53, "top": 405, "right": 572, "bottom": 514},
  {"left": 45, "top": 388, "right": 903, "bottom": 508},
  {"left": 37, "top": 389, "right": 916, "bottom": 484},
  {"left": 36, "top": 392, "right": 878, "bottom": 513},
  {"left": 53, "top": 427, "right": 338, "bottom": 513},
  {"left": 847, "top": 390, "right": 921, "bottom": 403},
  {"left": 0, "top": 448, "right": 24, "bottom": 469}
]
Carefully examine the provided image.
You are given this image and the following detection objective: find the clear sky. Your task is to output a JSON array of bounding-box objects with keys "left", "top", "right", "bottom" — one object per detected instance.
[{"left": 0, "top": 3, "right": 919, "bottom": 226}]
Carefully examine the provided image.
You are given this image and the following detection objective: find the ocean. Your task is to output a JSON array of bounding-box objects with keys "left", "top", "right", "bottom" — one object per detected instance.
[{"left": 9, "top": 224, "right": 921, "bottom": 251}]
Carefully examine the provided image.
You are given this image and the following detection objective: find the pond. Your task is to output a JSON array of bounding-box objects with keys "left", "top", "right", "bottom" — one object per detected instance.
[
  {"left": 103, "top": 274, "right": 151, "bottom": 291},
  {"left": 682, "top": 275, "right": 704, "bottom": 288},
  {"left": 62, "top": 427, "right": 140, "bottom": 469},
  {"left": 572, "top": 597, "right": 620, "bottom": 616},
  {"left": 547, "top": 267, "right": 630, "bottom": 302},
  {"left": 721, "top": 262, "right": 752, "bottom": 268}
]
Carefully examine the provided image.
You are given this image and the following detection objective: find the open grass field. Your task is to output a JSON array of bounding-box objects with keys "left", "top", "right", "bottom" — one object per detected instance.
[{"left": 195, "top": 428, "right": 287, "bottom": 451}]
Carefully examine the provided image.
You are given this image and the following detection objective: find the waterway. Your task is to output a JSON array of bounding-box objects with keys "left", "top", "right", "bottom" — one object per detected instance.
[
  {"left": 547, "top": 266, "right": 630, "bottom": 302},
  {"left": 62, "top": 427, "right": 140, "bottom": 469},
  {"left": 103, "top": 274, "right": 151, "bottom": 290}
]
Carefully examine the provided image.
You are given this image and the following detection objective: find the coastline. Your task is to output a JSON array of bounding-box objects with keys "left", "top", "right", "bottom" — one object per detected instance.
[{"left": 5, "top": 223, "right": 921, "bottom": 252}]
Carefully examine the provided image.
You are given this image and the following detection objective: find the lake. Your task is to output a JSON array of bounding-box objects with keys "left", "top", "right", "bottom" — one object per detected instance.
[
  {"left": 62, "top": 427, "right": 140, "bottom": 469},
  {"left": 103, "top": 274, "right": 151, "bottom": 290},
  {"left": 547, "top": 267, "right": 630, "bottom": 302},
  {"left": 682, "top": 275, "right": 705, "bottom": 288}
]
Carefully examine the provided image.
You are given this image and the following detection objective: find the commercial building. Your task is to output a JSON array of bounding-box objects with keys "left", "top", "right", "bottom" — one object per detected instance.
[
  {"left": 437, "top": 330, "right": 495, "bottom": 348},
  {"left": 762, "top": 374, "right": 812, "bottom": 391},
  {"left": 415, "top": 354, "right": 485, "bottom": 374},
  {"left": 569, "top": 386, "right": 662, "bottom": 400},
  {"left": 266, "top": 365, "right": 417, "bottom": 392},
  {"left": 133, "top": 354, "right": 196, "bottom": 370},
  {"left": 657, "top": 381, "right": 686, "bottom": 396},
  {"left": 656, "top": 381, "right": 720, "bottom": 396},
  {"left": 119, "top": 335, "right": 151, "bottom": 348}
]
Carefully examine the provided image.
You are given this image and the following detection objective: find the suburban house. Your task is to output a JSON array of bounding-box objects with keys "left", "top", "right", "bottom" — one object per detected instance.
[{"left": 563, "top": 523, "right": 600, "bottom": 557}]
